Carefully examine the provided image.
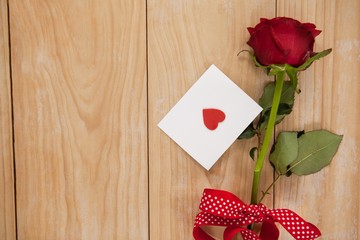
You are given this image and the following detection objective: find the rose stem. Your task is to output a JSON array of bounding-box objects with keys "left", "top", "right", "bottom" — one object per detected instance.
[
  {"left": 258, "top": 173, "right": 282, "bottom": 203},
  {"left": 250, "top": 71, "right": 285, "bottom": 205}
]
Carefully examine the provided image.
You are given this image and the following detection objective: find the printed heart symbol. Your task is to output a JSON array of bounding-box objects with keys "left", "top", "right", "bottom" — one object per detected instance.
[{"left": 202, "top": 108, "right": 226, "bottom": 130}]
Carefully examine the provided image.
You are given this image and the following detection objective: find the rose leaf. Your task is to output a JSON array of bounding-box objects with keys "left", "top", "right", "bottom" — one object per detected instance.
[
  {"left": 289, "top": 130, "right": 343, "bottom": 176},
  {"left": 238, "top": 124, "right": 257, "bottom": 140},
  {"left": 258, "top": 81, "right": 295, "bottom": 130},
  {"left": 259, "top": 81, "right": 295, "bottom": 111},
  {"left": 269, "top": 132, "right": 298, "bottom": 175},
  {"left": 249, "top": 147, "right": 258, "bottom": 161},
  {"left": 259, "top": 114, "right": 286, "bottom": 131}
]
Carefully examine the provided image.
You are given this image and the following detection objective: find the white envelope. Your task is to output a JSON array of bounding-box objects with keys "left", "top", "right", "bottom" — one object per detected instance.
[{"left": 158, "top": 64, "right": 262, "bottom": 170}]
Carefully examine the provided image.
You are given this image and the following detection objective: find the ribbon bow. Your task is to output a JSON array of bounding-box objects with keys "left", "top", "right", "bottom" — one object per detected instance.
[{"left": 193, "top": 189, "right": 321, "bottom": 240}]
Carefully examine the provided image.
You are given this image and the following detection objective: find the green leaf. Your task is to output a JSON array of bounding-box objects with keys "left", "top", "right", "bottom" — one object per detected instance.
[
  {"left": 238, "top": 124, "right": 256, "bottom": 140},
  {"left": 249, "top": 147, "right": 258, "bottom": 161},
  {"left": 259, "top": 114, "right": 285, "bottom": 131},
  {"left": 259, "top": 81, "right": 295, "bottom": 112},
  {"left": 289, "top": 130, "right": 343, "bottom": 175},
  {"left": 258, "top": 83, "right": 274, "bottom": 111},
  {"left": 258, "top": 81, "right": 295, "bottom": 130},
  {"left": 270, "top": 132, "right": 298, "bottom": 175},
  {"left": 277, "top": 103, "right": 293, "bottom": 115},
  {"left": 296, "top": 49, "right": 332, "bottom": 71}
]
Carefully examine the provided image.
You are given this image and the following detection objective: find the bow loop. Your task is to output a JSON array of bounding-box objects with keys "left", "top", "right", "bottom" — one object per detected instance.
[
  {"left": 199, "top": 189, "right": 247, "bottom": 219},
  {"left": 194, "top": 189, "right": 321, "bottom": 240}
]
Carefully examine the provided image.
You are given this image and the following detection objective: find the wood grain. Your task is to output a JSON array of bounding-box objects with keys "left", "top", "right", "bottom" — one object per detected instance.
[
  {"left": 3, "top": 1, "right": 359, "bottom": 239},
  {"left": 0, "top": 0, "right": 16, "bottom": 239},
  {"left": 10, "top": 1, "right": 148, "bottom": 239},
  {"left": 148, "top": 0, "right": 276, "bottom": 238},
  {"left": 276, "top": 0, "right": 360, "bottom": 239}
]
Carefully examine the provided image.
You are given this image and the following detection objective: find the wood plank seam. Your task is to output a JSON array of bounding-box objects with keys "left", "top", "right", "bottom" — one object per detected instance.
[
  {"left": 145, "top": 2, "right": 151, "bottom": 240},
  {"left": 6, "top": 0, "right": 18, "bottom": 238}
]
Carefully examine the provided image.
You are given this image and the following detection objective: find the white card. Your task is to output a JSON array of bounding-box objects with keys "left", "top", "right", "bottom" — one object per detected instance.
[{"left": 158, "top": 64, "right": 262, "bottom": 170}]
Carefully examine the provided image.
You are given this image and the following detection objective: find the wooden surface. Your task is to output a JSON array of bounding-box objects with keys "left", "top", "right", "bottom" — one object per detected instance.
[
  {"left": 0, "top": 0, "right": 359, "bottom": 239},
  {"left": 9, "top": 1, "right": 148, "bottom": 239},
  {"left": 0, "top": 0, "right": 16, "bottom": 239},
  {"left": 275, "top": 1, "right": 360, "bottom": 239},
  {"left": 148, "top": 1, "right": 275, "bottom": 239}
]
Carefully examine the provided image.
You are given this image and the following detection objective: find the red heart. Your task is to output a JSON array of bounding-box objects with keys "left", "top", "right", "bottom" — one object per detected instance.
[{"left": 202, "top": 108, "right": 226, "bottom": 130}]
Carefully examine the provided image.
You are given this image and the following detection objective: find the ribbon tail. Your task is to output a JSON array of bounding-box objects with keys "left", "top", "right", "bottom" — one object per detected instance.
[
  {"left": 223, "top": 226, "right": 260, "bottom": 240},
  {"left": 259, "top": 220, "right": 279, "bottom": 240},
  {"left": 193, "top": 226, "right": 216, "bottom": 240},
  {"left": 267, "top": 209, "right": 321, "bottom": 240}
]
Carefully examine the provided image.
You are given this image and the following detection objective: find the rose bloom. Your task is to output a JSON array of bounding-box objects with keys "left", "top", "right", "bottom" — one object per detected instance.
[{"left": 247, "top": 17, "right": 321, "bottom": 67}]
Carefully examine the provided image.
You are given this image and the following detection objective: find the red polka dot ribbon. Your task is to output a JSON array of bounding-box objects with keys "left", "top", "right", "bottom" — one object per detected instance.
[{"left": 193, "top": 189, "right": 321, "bottom": 240}]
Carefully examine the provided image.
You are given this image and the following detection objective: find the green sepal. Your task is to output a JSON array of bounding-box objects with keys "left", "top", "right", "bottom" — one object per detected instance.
[
  {"left": 238, "top": 50, "right": 270, "bottom": 70},
  {"left": 284, "top": 65, "right": 299, "bottom": 91},
  {"left": 243, "top": 49, "right": 332, "bottom": 88},
  {"left": 267, "top": 64, "right": 287, "bottom": 76},
  {"left": 296, "top": 49, "right": 332, "bottom": 71}
]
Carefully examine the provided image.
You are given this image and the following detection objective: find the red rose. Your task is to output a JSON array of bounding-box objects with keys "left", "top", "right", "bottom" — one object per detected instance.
[{"left": 247, "top": 17, "right": 321, "bottom": 67}]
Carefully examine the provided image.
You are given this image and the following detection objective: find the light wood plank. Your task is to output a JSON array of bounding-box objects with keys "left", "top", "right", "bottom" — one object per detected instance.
[
  {"left": 148, "top": 0, "right": 276, "bottom": 238},
  {"left": 0, "top": 0, "right": 16, "bottom": 239},
  {"left": 276, "top": 0, "right": 360, "bottom": 239},
  {"left": 10, "top": 1, "right": 147, "bottom": 239}
]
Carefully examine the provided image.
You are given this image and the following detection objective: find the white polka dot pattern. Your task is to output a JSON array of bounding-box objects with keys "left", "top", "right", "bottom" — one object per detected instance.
[{"left": 193, "top": 189, "right": 321, "bottom": 240}]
